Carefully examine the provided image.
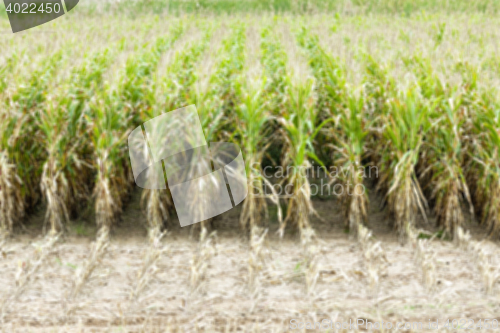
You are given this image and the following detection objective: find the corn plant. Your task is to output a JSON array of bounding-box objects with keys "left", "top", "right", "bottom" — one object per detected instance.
[
  {"left": 471, "top": 96, "right": 500, "bottom": 240},
  {"left": 0, "top": 53, "right": 61, "bottom": 236},
  {"left": 177, "top": 24, "right": 246, "bottom": 236},
  {"left": 296, "top": 27, "right": 346, "bottom": 120},
  {"left": 329, "top": 94, "right": 370, "bottom": 235},
  {"left": 0, "top": 80, "right": 33, "bottom": 236},
  {"left": 78, "top": 32, "right": 178, "bottom": 237},
  {"left": 38, "top": 49, "right": 112, "bottom": 236},
  {"left": 260, "top": 26, "right": 288, "bottom": 113},
  {"left": 121, "top": 24, "right": 184, "bottom": 127},
  {"left": 402, "top": 55, "right": 446, "bottom": 100},
  {"left": 234, "top": 26, "right": 287, "bottom": 233},
  {"left": 297, "top": 29, "right": 370, "bottom": 235},
  {"left": 163, "top": 27, "right": 214, "bottom": 111},
  {"left": 364, "top": 55, "right": 394, "bottom": 111},
  {"left": 140, "top": 27, "right": 212, "bottom": 236},
  {"left": 377, "top": 88, "right": 431, "bottom": 242},
  {"left": 192, "top": 24, "right": 246, "bottom": 147},
  {"left": 118, "top": 29, "right": 185, "bottom": 238},
  {"left": 363, "top": 56, "right": 396, "bottom": 181},
  {"left": 87, "top": 87, "right": 131, "bottom": 234},
  {"left": 426, "top": 96, "right": 474, "bottom": 240},
  {"left": 141, "top": 183, "right": 172, "bottom": 241},
  {"left": 296, "top": 28, "right": 348, "bottom": 166},
  {"left": 278, "top": 79, "right": 331, "bottom": 236},
  {"left": 206, "top": 24, "right": 246, "bottom": 141},
  {"left": 454, "top": 62, "right": 500, "bottom": 240},
  {"left": 258, "top": 25, "right": 289, "bottom": 170},
  {"left": 236, "top": 88, "right": 282, "bottom": 232},
  {"left": 401, "top": 54, "right": 448, "bottom": 188},
  {"left": 0, "top": 109, "right": 26, "bottom": 237}
]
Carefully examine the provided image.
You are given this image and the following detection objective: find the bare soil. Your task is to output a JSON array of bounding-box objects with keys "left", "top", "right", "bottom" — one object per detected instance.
[{"left": 1, "top": 188, "right": 499, "bottom": 332}]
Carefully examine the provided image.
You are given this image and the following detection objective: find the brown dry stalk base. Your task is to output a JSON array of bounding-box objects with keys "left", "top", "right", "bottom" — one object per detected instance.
[
  {"left": 300, "top": 227, "right": 320, "bottom": 296},
  {"left": 457, "top": 226, "right": 500, "bottom": 295},
  {"left": 0, "top": 234, "right": 60, "bottom": 320},
  {"left": 357, "top": 224, "right": 389, "bottom": 296},
  {"left": 129, "top": 229, "right": 169, "bottom": 302},
  {"left": 188, "top": 224, "right": 217, "bottom": 298},
  {"left": 65, "top": 227, "right": 110, "bottom": 318},
  {"left": 407, "top": 225, "right": 438, "bottom": 292},
  {"left": 0, "top": 153, "right": 24, "bottom": 236},
  {"left": 248, "top": 225, "right": 268, "bottom": 312}
]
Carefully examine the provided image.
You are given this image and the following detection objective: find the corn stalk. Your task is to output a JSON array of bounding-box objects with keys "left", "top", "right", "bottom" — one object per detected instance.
[
  {"left": 0, "top": 53, "right": 60, "bottom": 236},
  {"left": 426, "top": 96, "right": 474, "bottom": 240},
  {"left": 38, "top": 51, "right": 97, "bottom": 235},
  {"left": 278, "top": 79, "right": 331, "bottom": 237},
  {"left": 471, "top": 96, "right": 500, "bottom": 240},
  {"left": 377, "top": 88, "right": 431, "bottom": 242}
]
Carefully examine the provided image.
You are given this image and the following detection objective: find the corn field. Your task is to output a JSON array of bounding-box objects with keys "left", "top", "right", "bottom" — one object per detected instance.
[{"left": 1, "top": 1, "right": 500, "bottom": 331}]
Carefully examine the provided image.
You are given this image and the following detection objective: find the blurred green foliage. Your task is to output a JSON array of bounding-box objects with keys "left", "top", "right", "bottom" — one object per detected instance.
[{"left": 1, "top": 0, "right": 499, "bottom": 18}]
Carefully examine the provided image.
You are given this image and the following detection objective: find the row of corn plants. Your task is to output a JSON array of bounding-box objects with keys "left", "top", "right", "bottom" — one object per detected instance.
[
  {"left": 67, "top": 25, "right": 187, "bottom": 303},
  {"left": 184, "top": 23, "right": 247, "bottom": 232},
  {"left": 90, "top": 23, "right": 185, "bottom": 239},
  {"left": 0, "top": 27, "right": 136, "bottom": 237},
  {"left": 296, "top": 28, "right": 368, "bottom": 236},
  {"left": 469, "top": 83, "right": 500, "bottom": 240},
  {"left": 0, "top": 51, "right": 46, "bottom": 237},
  {"left": 2, "top": 17, "right": 500, "bottom": 246},
  {"left": 258, "top": 27, "right": 326, "bottom": 294},
  {"left": 1, "top": 22, "right": 185, "bottom": 239},
  {"left": 207, "top": 24, "right": 246, "bottom": 141},
  {"left": 0, "top": 50, "right": 66, "bottom": 237},
  {"left": 0, "top": 34, "right": 89, "bottom": 237},
  {"left": 142, "top": 23, "right": 214, "bottom": 238},
  {"left": 373, "top": 54, "right": 500, "bottom": 241},
  {"left": 297, "top": 25, "right": 500, "bottom": 243},
  {"left": 265, "top": 27, "right": 331, "bottom": 238},
  {"left": 402, "top": 55, "right": 474, "bottom": 240},
  {"left": 236, "top": 26, "right": 286, "bottom": 234},
  {"left": 184, "top": 24, "right": 248, "bottom": 296},
  {"left": 39, "top": 49, "right": 113, "bottom": 236}
]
